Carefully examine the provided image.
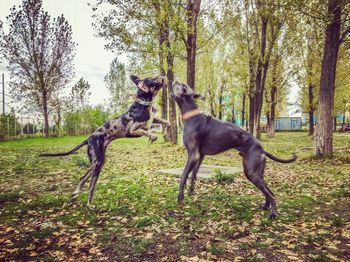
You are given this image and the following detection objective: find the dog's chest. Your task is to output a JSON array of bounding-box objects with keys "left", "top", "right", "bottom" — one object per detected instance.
[
  {"left": 128, "top": 105, "right": 154, "bottom": 130},
  {"left": 101, "top": 116, "right": 132, "bottom": 139}
]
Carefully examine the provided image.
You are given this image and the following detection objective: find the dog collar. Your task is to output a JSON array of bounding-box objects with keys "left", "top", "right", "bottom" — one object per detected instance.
[
  {"left": 135, "top": 97, "right": 152, "bottom": 106},
  {"left": 181, "top": 109, "right": 201, "bottom": 121}
]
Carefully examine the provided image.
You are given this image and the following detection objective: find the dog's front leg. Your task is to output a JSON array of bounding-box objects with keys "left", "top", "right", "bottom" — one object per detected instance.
[
  {"left": 178, "top": 151, "right": 200, "bottom": 203},
  {"left": 129, "top": 123, "right": 157, "bottom": 143},
  {"left": 152, "top": 117, "right": 170, "bottom": 127}
]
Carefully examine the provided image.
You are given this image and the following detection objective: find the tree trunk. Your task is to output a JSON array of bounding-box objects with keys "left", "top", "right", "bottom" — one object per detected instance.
[
  {"left": 218, "top": 94, "right": 223, "bottom": 120},
  {"left": 308, "top": 84, "right": 315, "bottom": 136},
  {"left": 248, "top": 54, "right": 255, "bottom": 134},
  {"left": 341, "top": 110, "right": 346, "bottom": 132},
  {"left": 42, "top": 94, "right": 49, "bottom": 138},
  {"left": 266, "top": 112, "right": 271, "bottom": 134},
  {"left": 253, "top": 17, "right": 268, "bottom": 139},
  {"left": 231, "top": 97, "right": 235, "bottom": 124},
  {"left": 57, "top": 104, "right": 61, "bottom": 137},
  {"left": 159, "top": 27, "right": 168, "bottom": 133},
  {"left": 207, "top": 86, "right": 216, "bottom": 117},
  {"left": 186, "top": 0, "right": 201, "bottom": 90},
  {"left": 164, "top": 23, "right": 177, "bottom": 144},
  {"left": 241, "top": 92, "right": 246, "bottom": 128},
  {"left": 315, "top": 0, "right": 341, "bottom": 157},
  {"left": 267, "top": 86, "right": 276, "bottom": 137},
  {"left": 167, "top": 54, "right": 177, "bottom": 144},
  {"left": 218, "top": 84, "right": 225, "bottom": 120}
]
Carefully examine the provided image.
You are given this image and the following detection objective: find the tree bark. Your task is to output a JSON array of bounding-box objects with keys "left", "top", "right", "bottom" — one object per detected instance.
[
  {"left": 158, "top": 26, "right": 168, "bottom": 133},
  {"left": 164, "top": 18, "right": 177, "bottom": 144},
  {"left": 315, "top": 0, "right": 341, "bottom": 157},
  {"left": 186, "top": 0, "right": 201, "bottom": 90},
  {"left": 241, "top": 92, "right": 246, "bottom": 128},
  {"left": 308, "top": 84, "right": 315, "bottom": 136},
  {"left": 253, "top": 17, "right": 268, "bottom": 139},
  {"left": 218, "top": 84, "right": 225, "bottom": 120},
  {"left": 167, "top": 53, "right": 177, "bottom": 144},
  {"left": 43, "top": 92, "right": 50, "bottom": 138},
  {"left": 341, "top": 109, "right": 346, "bottom": 132},
  {"left": 231, "top": 98, "right": 235, "bottom": 124},
  {"left": 248, "top": 53, "right": 255, "bottom": 134},
  {"left": 207, "top": 86, "right": 216, "bottom": 117},
  {"left": 218, "top": 94, "right": 223, "bottom": 120},
  {"left": 267, "top": 85, "right": 276, "bottom": 137}
]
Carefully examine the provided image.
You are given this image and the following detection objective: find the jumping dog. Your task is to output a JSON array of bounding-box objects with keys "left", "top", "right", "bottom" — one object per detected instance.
[
  {"left": 171, "top": 80, "right": 296, "bottom": 218},
  {"left": 40, "top": 75, "right": 169, "bottom": 207}
]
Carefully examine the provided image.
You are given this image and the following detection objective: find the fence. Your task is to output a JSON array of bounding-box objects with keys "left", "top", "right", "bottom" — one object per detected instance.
[{"left": 0, "top": 114, "right": 57, "bottom": 140}]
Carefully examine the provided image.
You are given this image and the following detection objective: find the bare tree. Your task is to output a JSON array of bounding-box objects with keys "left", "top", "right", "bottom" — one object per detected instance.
[{"left": 0, "top": 0, "right": 75, "bottom": 137}]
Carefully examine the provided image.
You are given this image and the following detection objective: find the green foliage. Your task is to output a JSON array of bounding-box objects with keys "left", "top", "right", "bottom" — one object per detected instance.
[
  {"left": 70, "top": 77, "right": 91, "bottom": 110},
  {"left": 105, "top": 58, "right": 132, "bottom": 114},
  {"left": 214, "top": 169, "right": 236, "bottom": 184},
  {"left": 0, "top": 113, "right": 21, "bottom": 140},
  {"left": 63, "top": 105, "right": 109, "bottom": 135}
]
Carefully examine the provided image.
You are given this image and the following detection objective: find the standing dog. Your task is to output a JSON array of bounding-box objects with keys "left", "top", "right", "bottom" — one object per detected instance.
[
  {"left": 171, "top": 80, "right": 296, "bottom": 218},
  {"left": 40, "top": 75, "right": 169, "bottom": 207}
]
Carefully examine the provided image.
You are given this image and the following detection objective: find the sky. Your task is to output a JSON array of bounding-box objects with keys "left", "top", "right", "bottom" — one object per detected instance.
[{"left": 0, "top": 0, "right": 116, "bottom": 110}]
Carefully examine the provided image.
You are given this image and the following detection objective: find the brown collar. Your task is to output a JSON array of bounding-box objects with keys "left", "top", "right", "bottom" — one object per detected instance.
[{"left": 181, "top": 109, "right": 201, "bottom": 121}]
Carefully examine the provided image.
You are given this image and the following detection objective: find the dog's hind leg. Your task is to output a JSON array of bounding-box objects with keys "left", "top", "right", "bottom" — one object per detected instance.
[
  {"left": 178, "top": 150, "right": 201, "bottom": 203},
  {"left": 243, "top": 155, "right": 277, "bottom": 219},
  {"left": 87, "top": 163, "right": 103, "bottom": 208},
  {"left": 86, "top": 140, "right": 105, "bottom": 208},
  {"left": 72, "top": 167, "right": 93, "bottom": 199},
  {"left": 189, "top": 154, "right": 204, "bottom": 196},
  {"left": 71, "top": 145, "right": 94, "bottom": 199}
]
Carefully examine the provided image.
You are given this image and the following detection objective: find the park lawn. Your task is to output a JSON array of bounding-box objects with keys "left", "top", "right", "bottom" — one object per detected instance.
[{"left": 0, "top": 132, "right": 349, "bottom": 261}]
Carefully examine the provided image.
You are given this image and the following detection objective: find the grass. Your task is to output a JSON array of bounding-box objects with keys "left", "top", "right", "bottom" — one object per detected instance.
[{"left": 0, "top": 132, "right": 349, "bottom": 261}]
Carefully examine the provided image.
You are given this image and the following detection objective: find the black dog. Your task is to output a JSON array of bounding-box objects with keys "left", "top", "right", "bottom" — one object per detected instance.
[
  {"left": 172, "top": 80, "right": 296, "bottom": 218},
  {"left": 41, "top": 75, "right": 169, "bottom": 207}
]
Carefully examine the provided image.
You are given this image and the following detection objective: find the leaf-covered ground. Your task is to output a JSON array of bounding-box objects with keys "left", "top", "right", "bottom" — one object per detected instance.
[{"left": 0, "top": 132, "right": 349, "bottom": 261}]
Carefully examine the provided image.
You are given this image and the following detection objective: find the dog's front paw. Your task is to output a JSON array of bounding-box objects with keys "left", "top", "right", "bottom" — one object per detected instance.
[
  {"left": 269, "top": 213, "right": 278, "bottom": 219},
  {"left": 149, "top": 135, "right": 157, "bottom": 143}
]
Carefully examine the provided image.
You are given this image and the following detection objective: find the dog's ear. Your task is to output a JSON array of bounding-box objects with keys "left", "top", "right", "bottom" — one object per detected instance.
[{"left": 130, "top": 75, "right": 141, "bottom": 85}]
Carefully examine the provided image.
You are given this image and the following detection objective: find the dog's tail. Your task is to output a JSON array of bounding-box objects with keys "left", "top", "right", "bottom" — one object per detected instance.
[
  {"left": 264, "top": 151, "right": 297, "bottom": 163},
  {"left": 39, "top": 139, "right": 88, "bottom": 157}
]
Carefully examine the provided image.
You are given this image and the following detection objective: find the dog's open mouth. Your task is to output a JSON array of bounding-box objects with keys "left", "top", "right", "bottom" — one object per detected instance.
[{"left": 137, "top": 82, "right": 157, "bottom": 93}]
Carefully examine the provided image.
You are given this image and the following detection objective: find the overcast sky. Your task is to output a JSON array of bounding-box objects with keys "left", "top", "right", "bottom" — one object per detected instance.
[{"left": 0, "top": 0, "right": 116, "bottom": 108}]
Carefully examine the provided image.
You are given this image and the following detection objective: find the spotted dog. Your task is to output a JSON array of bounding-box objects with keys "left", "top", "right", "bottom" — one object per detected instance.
[
  {"left": 171, "top": 80, "right": 296, "bottom": 219},
  {"left": 40, "top": 75, "right": 169, "bottom": 207}
]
